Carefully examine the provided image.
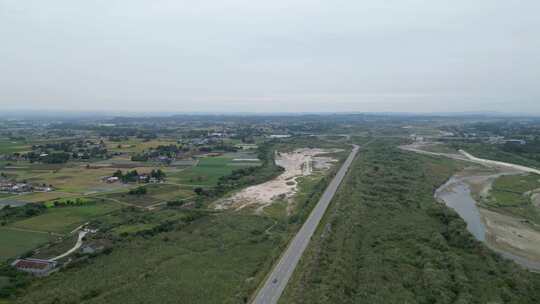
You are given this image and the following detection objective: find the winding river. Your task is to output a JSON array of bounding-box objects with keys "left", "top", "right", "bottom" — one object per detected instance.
[{"left": 435, "top": 174, "right": 540, "bottom": 272}]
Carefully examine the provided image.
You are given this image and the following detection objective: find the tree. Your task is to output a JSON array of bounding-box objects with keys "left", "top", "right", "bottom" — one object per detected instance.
[
  {"left": 194, "top": 187, "right": 204, "bottom": 196},
  {"left": 150, "top": 169, "right": 165, "bottom": 180},
  {"left": 129, "top": 186, "right": 147, "bottom": 195}
]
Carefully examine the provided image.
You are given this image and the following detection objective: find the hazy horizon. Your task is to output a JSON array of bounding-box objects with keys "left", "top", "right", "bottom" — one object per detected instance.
[{"left": 1, "top": 1, "right": 539, "bottom": 113}]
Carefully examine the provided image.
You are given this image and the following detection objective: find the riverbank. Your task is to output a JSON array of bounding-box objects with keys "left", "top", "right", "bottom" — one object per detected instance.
[{"left": 435, "top": 166, "right": 540, "bottom": 271}]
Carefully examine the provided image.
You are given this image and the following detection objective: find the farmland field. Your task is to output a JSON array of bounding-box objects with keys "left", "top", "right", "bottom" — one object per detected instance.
[
  {"left": 9, "top": 202, "right": 121, "bottom": 234},
  {"left": 168, "top": 156, "right": 258, "bottom": 186},
  {"left": 0, "top": 229, "right": 52, "bottom": 262},
  {"left": 0, "top": 140, "right": 30, "bottom": 154},
  {"left": 104, "top": 184, "right": 194, "bottom": 207},
  {"left": 4, "top": 192, "right": 78, "bottom": 203},
  {"left": 24, "top": 167, "right": 130, "bottom": 194}
]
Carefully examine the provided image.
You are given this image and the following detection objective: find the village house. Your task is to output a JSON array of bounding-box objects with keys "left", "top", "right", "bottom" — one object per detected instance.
[
  {"left": 11, "top": 258, "right": 57, "bottom": 276},
  {"left": 105, "top": 176, "right": 119, "bottom": 183},
  {"left": 235, "top": 143, "right": 258, "bottom": 150},
  {"left": 505, "top": 139, "right": 527, "bottom": 145},
  {"left": 0, "top": 182, "right": 32, "bottom": 193}
]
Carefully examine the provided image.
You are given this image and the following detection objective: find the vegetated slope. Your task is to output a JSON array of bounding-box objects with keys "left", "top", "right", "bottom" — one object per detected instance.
[
  {"left": 13, "top": 213, "right": 287, "bottom": 304},
  {"left": 281, "top": 139, "right": 540, "bottom": 304}
]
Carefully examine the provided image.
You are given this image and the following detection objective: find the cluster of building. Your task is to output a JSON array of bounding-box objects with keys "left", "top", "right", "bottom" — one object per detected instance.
[
  {"left": 0, "top": 182, "right": 53, "bottom": 194},
  {"left": 103, "top": 174, "right": 162, "bottom": 184},
  {"left": 487, "top": 136, "right": 527, "bottom": 145},
  {"left": 137, "top": 174, "right": 162, "bottom": 183}
]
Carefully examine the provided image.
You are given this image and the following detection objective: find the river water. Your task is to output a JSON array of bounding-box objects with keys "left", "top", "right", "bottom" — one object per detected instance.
[
  {"left": 435, "top": 175, "right": 540, "bottom": 271},
  {"left": 436, "top": 179, "right": 486, "bottom": 241}
]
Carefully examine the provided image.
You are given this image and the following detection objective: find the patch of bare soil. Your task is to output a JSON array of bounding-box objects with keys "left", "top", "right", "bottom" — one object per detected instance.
[
  {"left": 452, "top": 169, "right": 540, "bottom": 267},
  {"left": 480, "top": 208, "right": 540, "bottom": 263},
  {"left": 213, "top": 148, "right": 340, "bottom": 213}
]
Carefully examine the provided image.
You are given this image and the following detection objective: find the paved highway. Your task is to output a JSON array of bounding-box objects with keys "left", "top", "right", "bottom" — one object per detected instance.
[{"left": 252, "top": 144, "right": 360, "bottom": 304}]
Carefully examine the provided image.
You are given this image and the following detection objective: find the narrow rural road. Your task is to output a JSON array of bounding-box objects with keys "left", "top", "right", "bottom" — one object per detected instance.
[
  {"left": 50, "top": 230, "right": 87, "bottom": 261},
  {"left": 401, "top": 143, "right": 540, "bottom": 175},
  {"left": 251, "top": 144, "right": 360, "bottom": 304}
]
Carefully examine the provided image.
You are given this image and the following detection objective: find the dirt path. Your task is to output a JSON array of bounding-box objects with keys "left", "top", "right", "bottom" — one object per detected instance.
[{"left": 50, "top": 230, "right": 87, "bottom": 261}]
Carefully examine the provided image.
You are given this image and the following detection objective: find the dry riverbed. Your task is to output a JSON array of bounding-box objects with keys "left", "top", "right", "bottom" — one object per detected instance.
[{"left": 213, "top": 148, "right": 341, "bottom": 213}]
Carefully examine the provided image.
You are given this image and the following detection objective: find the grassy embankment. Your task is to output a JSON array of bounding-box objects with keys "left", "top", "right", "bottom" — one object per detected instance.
[
  {"left": 451, "top": 142, "right": 540, "bottom": 169},
  {"left": 281, "top": 139, "right": 540, "bottom": 304}
]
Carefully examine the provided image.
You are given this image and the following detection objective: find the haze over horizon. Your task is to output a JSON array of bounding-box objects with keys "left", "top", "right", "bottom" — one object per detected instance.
[{"left": 1, "top": 1, "right": 539, "bottom": 113}]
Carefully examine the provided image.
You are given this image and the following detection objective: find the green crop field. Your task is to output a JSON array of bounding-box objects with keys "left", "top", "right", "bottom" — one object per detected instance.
[
  {"left": 0, "top": 140, "right": 30, "bottom": 154},
  {"left": 23, "top": 166, "right": 128, "bottom": 194},
  {"left": 0, "top": 229, "right": 52, "bottom": 262},
  {"left": 169, "top": 156, "right": 257, "bottom": 186},
  {"left": 9, "top": 203, "right": 120, "bottom": 234}
]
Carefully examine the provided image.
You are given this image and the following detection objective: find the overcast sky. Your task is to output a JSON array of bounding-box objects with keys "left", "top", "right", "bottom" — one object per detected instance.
[{"left": 1, "top": 1, "right": 539, "bottom": 113}]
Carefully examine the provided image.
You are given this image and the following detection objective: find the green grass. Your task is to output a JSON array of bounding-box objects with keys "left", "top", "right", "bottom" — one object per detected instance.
[
  {"left": 111, "top": 223, "right": 156, "bottom": 236},
  {"left": 0, "top": 229, "right": 52, "bottom": 262},
  {"left": 483, "top": 174, "right": 540, "bottom": 225},
  {"left": 0, "top": 276, "right": 8, "bottom": 289},
  {"left": 104, "top": 183, "right": 193, "bottom": 207},
  {"left": 0, "top": 140, "right": 30, "bottom": 154},
  {"left": 281, "top": 139, "right": 540, "bottom": 304},
  {"left": 0, "top": 298, "right": 11, "bottom": 304},
  {"left": 13, "top": 214, "right": 288, "bottom": 304},
  {"left": 9, "top": 203, "right": 120, "bottom": 234},
  {"left": 43, "top": 197, "right": 95, "bottom": 208},
  {"left": 104, "top": 138, "right": 179, "bottom": 155},
  {"left": 31, "top": 234, "right": 79, "bottom": 260},
  {"left": 169, "top": 156, "right": 255, "bottom": 186},
  {"left": 422, "top": 143, "right": 459, "bottom": 154}
]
